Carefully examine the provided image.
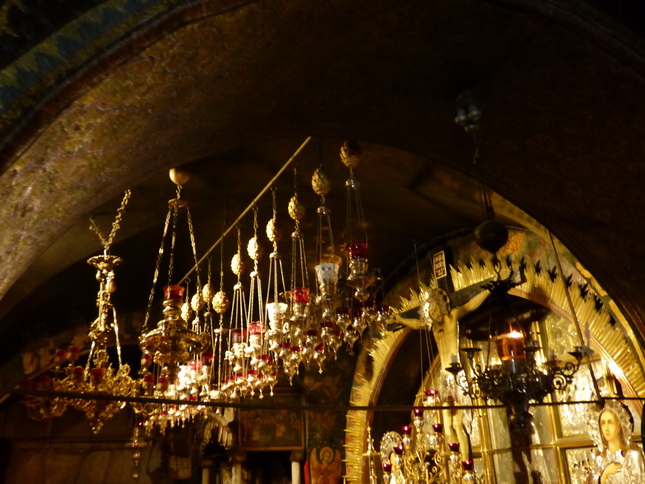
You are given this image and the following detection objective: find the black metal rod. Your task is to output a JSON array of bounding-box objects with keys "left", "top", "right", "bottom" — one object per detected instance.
[{"left": 10, "top": 387, "right": 630, "bottom": 412}]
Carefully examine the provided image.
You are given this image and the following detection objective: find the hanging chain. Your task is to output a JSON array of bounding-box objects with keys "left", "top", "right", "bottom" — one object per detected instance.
[
  {"left": 89, "top": 189, "right": 131, "bottom": 253},
  {"left": 248, "top": 206, "right": 261, "bottom": 325},
  {"left": 271, "top": 187, "right": 279, "bottom": 252},
  {"left": 186, "top": 204, "right": 202, "bottom": 294},
  {"left": 143, "top": 209, "right": 173, "bottom": 331},
  {"left": 219, "top": 218, "right": 226, "bottom": 292}
]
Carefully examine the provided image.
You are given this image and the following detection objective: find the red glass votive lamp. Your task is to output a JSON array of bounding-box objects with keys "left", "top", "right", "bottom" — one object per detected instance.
[
  {"left": 347, "top": 240, "right": 368, "bottom": 258},
  {"left": 35, "top": 374, "right": 52, "bottom": 390},
  {"left": 231, "top": 329, "right": 244, "bottom": 344},
  {"left": 432, "top": 423, "right": 443, "bottom": 433},
  {"left": 91, "top": 368, "right": 105, "bottom": 384},
  {"left": 72, "top": 366, "right": 85, "bottom": 382},
  {"left": 143, "top": 374, "right": 155, "bottom": 392},
  {"left": 402, "top": 425, "right": 411, "bottom": 435},
  {"left": 292, "top": 287, "right": 310, "bottom": 303},
  {"left": 67, "top": 346, "right": 80, "bottom": 362},
  {"left": 157, "top": 375, "right": 169, "bottom": 392},
  {"left": 382, "top": 462, "right": 393, "bottom": 473},
  {"left": 462, "top": 460, "right": 474, "bottom": 471},
  {"left": 425, "top": 388, "right": 441, "bottom": 406},
  {"left": 54, "top": 349, "right": 67, "bottom": 364},
  {"left": 448, "top": 442, "right": 460, "bottom": 453},
  {"left": 163, "top": 285, "right": 185, "bottom": 302}
]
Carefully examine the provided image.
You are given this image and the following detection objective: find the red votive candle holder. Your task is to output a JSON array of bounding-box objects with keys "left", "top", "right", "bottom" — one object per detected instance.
[
  {"left": 91, "top": 368, "right": 105, "bottom": 384},
  {"left": 433, "top": 423, "right": 444, "bottom": 433},
  {"left": 157, "top": 375, "right": 169, "bottom": 391},
  {"left": 462, "top": 460, "right": 474, "bottom": 471},
  {"left": 35, "top": 374, "right": 52, "bottom": 390},
  {"left": 67, "top": 346, "right": 80, "bottom": 362},
  {"left": 292, "top": 287, "right": 310, "bottom": 303},
  {"left": 347, "top": 240, "right": 368, "bottom": 258},
  {"left": 448, "top": 442, "right": 460, "bottom": 453},
  {"left": 231, "top": 329, "right": 244, "bottom": 344},
  {"left": 72, "top": 366, "right": 85, "bottom": 382},
  {"left": 163, "top": 285, "right": 185, "bottom": 301}
]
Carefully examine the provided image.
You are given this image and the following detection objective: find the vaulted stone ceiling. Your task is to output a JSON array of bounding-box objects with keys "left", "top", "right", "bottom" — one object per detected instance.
[{"left": 1, "top": 0, "right": 645, "bottom": 367}]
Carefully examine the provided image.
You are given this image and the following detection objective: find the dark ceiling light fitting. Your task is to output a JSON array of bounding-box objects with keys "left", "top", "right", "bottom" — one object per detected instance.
[
  {"left": 455, "top": 89, "right": 509, "bottom": 256},
  {"left": 450, "top": 91, "right": 592, "bottom": 474}
]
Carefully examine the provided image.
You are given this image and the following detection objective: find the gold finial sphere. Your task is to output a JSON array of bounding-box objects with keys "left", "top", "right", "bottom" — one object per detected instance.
[
  {"left": 288, "top": 195, "right": 306, "bottom": 221},
  {"left": 212, "top": 290, "right": 231, "bottom": 314},
  {"left": 266, "top": 218, "right": 283, "bottom": 243},
  {"left": 340, "top": 140, "right": 361, "bottom": 168},
  {"left": 247, "top": 236, "right": 263, "bottom": 261},
  {"left": 191, "top": 292, "right": 204, "bottom": 311},
  {"left": 169, "top": 168, "right": 190, "bottom": 185},
  {"left": 231, "top": 253, "right": 245, "bottom": 276},
  {"left": 202, "top": 283, "right": 214, "bottom": 301},
  {"left": 312, "top": 167, "right": 332, "bottom": 196}
]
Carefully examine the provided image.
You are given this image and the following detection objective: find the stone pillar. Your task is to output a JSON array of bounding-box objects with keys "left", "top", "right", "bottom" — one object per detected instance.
[
  {"left": 291, "top": 450, "right": 305, "bottom": 484},
  {"left": 201, "top": 458, "right": 212, "bottom": 484},
  {"left": 230, "top": 452, "right": 246, "bottom": 484}
]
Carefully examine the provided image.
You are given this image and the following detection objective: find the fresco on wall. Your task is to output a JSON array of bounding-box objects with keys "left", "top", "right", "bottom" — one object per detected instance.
[
  {"left": 238, "top": 393, "right": 304, "bottom": 451},
  {"left": 303, "top": 351, "right": 355, "bottom": 484}
]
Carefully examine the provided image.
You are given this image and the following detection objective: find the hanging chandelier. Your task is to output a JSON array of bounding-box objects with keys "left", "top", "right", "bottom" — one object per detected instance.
[
  {"left": 445, "top": 276, "right": 586, "bottom": 434},
  {"left": 449, "top": 92, "right": 588, "bottom": 432},
  {"left": 377, "top": 390, "right": 477, "bottom": 483},
  {"left": 311, "top": 166, "right": 344, "bottom": 361},
  {"left": 21, "top": 190, "right": 136, "bottom": 433},
  {"left": 136, "top": 171, "right": 213, "bottom": 430}
]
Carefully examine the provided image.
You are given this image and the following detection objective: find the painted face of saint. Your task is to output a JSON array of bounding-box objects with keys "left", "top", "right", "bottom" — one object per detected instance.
[{"left": 600, "top": 409, "right": 621, "bottom": 445}]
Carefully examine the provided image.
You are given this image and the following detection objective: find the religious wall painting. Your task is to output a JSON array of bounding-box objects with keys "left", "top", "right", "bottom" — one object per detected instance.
[
  {"left": 307, "top": 446, "right": 342, "bottom": 484},
  {"left": 237, "top": 393, "right": 304, "bottom": 451},
  {"left": 302, "top": 354, "right": 355, "bottom": 484}
]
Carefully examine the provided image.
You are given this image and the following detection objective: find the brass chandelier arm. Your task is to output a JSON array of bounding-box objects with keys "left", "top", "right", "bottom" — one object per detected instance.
[{"left": 177, "top": 136, "right": 313, "bottom": 286}]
